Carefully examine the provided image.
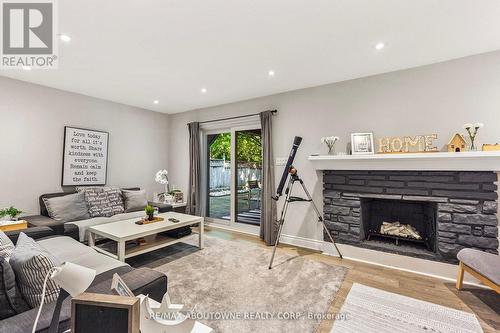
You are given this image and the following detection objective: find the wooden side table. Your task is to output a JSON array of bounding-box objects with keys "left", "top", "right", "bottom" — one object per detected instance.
[{"left": 0, "top": 220, "right": 28, "bottom": 232}]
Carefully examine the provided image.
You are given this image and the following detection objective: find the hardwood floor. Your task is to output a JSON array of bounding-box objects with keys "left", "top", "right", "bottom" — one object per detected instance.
[{"left": 205, "top": 227, "right": 500, "bottom": 332}]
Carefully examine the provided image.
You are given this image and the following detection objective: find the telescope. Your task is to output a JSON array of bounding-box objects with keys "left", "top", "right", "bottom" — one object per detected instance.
[
  {"left": 273, "top": 136, "right": 302, "bottom": 199},
  {"left": 268, "top": 136, "right": 342, "bottom": 269}
]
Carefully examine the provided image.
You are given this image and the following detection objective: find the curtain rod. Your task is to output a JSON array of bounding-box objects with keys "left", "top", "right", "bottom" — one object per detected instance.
[{"left": 198, "top": 109, "right": 277, "bottom": 124}]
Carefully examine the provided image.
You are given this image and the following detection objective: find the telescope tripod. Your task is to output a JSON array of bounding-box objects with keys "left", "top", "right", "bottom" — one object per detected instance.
[{"left": 268, "top": 168, "right": 343, "bottom": 269}]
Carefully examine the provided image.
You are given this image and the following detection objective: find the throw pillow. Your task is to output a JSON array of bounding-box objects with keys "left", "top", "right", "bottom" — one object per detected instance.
[
  {"left": 0, "top": 257, "right": 30, "bottom": 319},
  {"left": 0, "top": 231, "right": 15, "bottom": 261},
  {"left": 42, "top": 192, "right": 90, "bottom": 222},
  {"left": 9, "top": 233, "right": 60, "bottom": 308},
  {"left": 79, "top": 187, "right": 125, "bottom": 217},
  {"left": 122, "top": 189, "right": 148, "bottom": 212}
]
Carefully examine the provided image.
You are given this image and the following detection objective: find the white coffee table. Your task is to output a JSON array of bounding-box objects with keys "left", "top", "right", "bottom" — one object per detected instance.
[{"left": 88, "top": 212, "right": 204, "bottom": 262}]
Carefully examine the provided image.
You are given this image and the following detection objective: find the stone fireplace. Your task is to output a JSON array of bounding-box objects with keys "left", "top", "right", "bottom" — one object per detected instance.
[{"left": 323, "top": 170, "right": 499, "bottom": 263}]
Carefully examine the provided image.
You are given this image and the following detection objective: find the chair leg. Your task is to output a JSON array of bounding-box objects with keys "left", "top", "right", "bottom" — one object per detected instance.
[{"left": 456, "top": 261, "right": 465, "bottom": 290}]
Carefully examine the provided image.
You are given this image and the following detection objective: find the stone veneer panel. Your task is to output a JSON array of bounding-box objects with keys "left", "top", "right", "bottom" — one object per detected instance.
[{"left": 323, "top": 171, "right": 499, "bottom": 262}]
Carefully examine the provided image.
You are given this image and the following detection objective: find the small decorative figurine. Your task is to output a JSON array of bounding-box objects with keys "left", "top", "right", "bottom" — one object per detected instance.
[{"left": 447, "top": 133, "right": 467, "bottom": 152}]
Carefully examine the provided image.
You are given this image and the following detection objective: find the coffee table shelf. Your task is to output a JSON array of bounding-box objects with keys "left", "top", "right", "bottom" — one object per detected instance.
[{"left": 88, "top": 212, "right": 204, "bottom": 262}]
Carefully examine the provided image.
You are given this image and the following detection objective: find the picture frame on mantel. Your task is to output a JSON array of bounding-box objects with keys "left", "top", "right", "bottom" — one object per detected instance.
[
  {"left": 351, "top": 132, "right": 375, "bottom": 155},
  {"left": 62, "top": 126, "right": 109, "bottom": 186}
]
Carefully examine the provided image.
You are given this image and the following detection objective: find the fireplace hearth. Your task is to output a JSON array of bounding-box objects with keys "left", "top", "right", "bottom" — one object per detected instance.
[{"left": 323, "top": 170, "right": 499, "bottom": 263}]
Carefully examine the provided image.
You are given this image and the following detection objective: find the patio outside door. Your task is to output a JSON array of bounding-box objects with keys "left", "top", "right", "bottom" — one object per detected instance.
[{"left": 205, "top": 126, "right": 262, "bottom": 227}]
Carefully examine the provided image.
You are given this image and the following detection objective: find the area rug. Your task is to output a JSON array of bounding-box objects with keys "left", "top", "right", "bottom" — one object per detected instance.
[
  {"left": 330, "top": 283, "right": 484, "bottom": 333},
  {"left": 129, "top": 235, "right": 347, "bottom": 333}
]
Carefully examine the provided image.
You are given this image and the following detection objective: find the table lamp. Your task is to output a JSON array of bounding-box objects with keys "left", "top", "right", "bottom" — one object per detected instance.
[{"left": 32, "top": 262, "right": 96, "bottom": 333}]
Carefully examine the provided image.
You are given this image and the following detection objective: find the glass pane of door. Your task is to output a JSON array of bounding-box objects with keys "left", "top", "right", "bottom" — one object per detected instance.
[
  {"left": 207, "top": 133, "right": 231, "bottom": 220},
  {"left": 235, "top": 129, "right": 262, "bottom": 225}
]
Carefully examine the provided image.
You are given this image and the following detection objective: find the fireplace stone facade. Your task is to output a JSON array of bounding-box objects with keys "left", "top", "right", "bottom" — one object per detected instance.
[{"left": 323, "top": 170, "right": 499, "bottom": 262}]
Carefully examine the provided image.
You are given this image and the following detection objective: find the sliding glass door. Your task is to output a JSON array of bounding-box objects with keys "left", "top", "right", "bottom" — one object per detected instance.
[
  {"left": 207, "top": 132, "right": 231, "bottom": 221},
  {"left": 235, "top": 129, "right": 262, "bottom": 225},
  {"left": 204, "top": 124, "right": 262, "bottom": 228}
]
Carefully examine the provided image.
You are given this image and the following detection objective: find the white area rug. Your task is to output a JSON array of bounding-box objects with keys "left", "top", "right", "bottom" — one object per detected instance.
[
  {"left": 147, "top": 235, "right": 347, "bottom": 333},
  {"left": 331, "top": 283, "right": 483, "bottom": 333}
]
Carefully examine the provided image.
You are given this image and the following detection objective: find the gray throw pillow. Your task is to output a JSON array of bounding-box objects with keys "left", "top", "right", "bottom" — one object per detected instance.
[
  {"left": 43, "top": 192, "right": 90, "bottom": 222},
  {"left": 79, "top": 187, "right": 125, "bottom": 217},
  {"left": 9, "top": 233, "right": 61, "bottom": 308},
  {"left": 122, "top": 189, "right": 148, "bottom": 212},
  {"left": 0, "top": 257, "right": 30, "bottom": 319},
  {"left": 0, "top": 231, "right": 15, "bottom": 261}
]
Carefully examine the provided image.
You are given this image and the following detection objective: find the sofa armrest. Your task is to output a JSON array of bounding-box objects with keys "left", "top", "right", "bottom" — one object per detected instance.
[
  {"left": 148, "top": 201, "right": 172, "bottom": 213},
  {"left": 23, "top": 215, "right": 65, "bottom": 235},
  {"left": 5, "top": 226, "right": 54, "bottom": 243}
]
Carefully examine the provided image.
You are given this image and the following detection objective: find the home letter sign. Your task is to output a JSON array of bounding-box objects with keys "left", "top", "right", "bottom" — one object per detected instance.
[{"left": 377, "top": 134, "right": 438, "bottom": 153}]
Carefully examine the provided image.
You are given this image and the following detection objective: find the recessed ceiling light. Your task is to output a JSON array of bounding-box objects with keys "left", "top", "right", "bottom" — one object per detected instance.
[
  {"left": 375, "top": 42, "right": 385, "bottom": 50},
  {"left": 153, "top": 100, "right": 159, "bottom": 104},
  {"left": 59, "top": 34, "right": 71, "bottom": 42},
  {"left": 201, "top": 88, "right": 207, "bottom": 94},
  {"left": 22, "top": 66, "right": 31, "bottom": 71},
  {"left": 268, "top": 70, "right": 275, "bottom": 77}
]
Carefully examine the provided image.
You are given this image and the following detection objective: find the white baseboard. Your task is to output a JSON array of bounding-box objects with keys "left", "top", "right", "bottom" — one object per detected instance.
[
  {"left": 280, "top": 233, "right": 325, "bottom": 251},
  {"left": 279, "top": 233, "right": 487, "bottom": 289}
]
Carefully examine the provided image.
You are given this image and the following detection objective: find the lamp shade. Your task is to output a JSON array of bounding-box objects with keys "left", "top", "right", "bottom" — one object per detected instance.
[{"left": 51, "top": 262, "right": 96, "bottom": 297}]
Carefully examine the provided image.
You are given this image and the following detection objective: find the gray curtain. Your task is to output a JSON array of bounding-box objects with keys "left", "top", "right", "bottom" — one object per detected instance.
[
  {"left": 187, "top": 122, "right": 201, "bottom": 216},
  {"left": 260, "top": 111, "right": 277, "bottom": 245}
]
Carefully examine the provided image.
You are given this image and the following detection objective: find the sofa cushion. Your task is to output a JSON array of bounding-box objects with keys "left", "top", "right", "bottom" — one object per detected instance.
[
  {"left": 122, "top": 189, "right": 148, "bottom": 212},
  {"left": 38, "top": 236, "right": 126, "bottom": 275},
  {"left": 9, "top": 233, "right": 61, "bottom": 307},
  {"left": 42, "top": 191, "right": 89, "bottom": 222},
  {"left": 0, "top": 257, "right": 30, "bottom": 320},
  {"left": 0, "top": 231, "right": 15, "bottom": 261},
  {"left": 79, "top": 187, "right": 125, "bottom": 217}
]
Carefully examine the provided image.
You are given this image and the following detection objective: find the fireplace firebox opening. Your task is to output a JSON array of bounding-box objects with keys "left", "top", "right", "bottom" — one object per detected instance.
[{"left": 360, "top": 198, "right": 437, "bottom": 253}]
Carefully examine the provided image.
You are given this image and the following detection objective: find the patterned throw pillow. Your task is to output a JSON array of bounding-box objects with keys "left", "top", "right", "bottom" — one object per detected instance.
[
  {"left": 9, "top": 233, "right": 61, "bottom": 308},
  {"left": 79, "top": 187, "right": 125, "bottom": 217},
  {"left": 0, "top": 231, "right": 15, "bottom": 261}
]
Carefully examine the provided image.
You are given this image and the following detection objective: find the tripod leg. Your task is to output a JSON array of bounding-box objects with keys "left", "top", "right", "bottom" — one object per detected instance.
[
  {"left": 298, "top": 180, "right": 343, "bottom": 259},
  {"left": 268, "top": 180, "right": 294, "bottom": 269},
  {"left": 322, "top": 222, "right": 343, "bottom": 259}
]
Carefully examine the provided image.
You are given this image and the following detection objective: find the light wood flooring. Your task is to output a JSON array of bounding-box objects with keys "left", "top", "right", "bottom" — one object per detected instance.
[{"left": 205, "top": 227, "right": 499, "bottom": 333}]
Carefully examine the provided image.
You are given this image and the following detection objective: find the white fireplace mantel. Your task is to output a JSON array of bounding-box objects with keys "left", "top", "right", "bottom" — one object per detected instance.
[{"left": 308, "top": 151, "right": 500, "bottom": 171}]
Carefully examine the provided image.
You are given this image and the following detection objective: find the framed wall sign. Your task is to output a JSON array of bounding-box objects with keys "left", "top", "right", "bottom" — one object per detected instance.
[
  {"left": 62, "top": 126, "right": 109, "bottom": 186},
  {"left": 351, "top": 132, "right": 375, "bottom": 155}
]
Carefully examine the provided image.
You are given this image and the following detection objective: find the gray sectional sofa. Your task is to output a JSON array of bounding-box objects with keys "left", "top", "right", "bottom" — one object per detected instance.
[
  {"left": 1, "top": 228, "right": 167, "bottom": 333},
  {"left": 24, "top": 188, "right": 172, "bottom": 242}
]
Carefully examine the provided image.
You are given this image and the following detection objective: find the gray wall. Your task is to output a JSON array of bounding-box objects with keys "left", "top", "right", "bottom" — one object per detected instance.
[
  {"left": 0, "top": 77, "right": 169, "bottom": 215},
  {"left": 167, "top": 51, "right": 500, "bottom": 241}
]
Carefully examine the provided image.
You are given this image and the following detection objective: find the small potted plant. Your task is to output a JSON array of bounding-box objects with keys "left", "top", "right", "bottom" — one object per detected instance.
[
  {"left": 0, "top": 206, "right": 23, "bottom": 221},
  {"left": 145, "top": 205, "right": 155, "bottom": 221}
]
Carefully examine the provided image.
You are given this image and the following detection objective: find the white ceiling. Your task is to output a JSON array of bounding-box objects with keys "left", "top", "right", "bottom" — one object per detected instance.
[{"left": 2, "top": 0, "right": 500, "bottom": 114}]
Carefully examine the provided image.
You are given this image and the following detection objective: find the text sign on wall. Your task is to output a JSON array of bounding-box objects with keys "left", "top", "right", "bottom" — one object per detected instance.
[{"left": 62, "top": 127, "right": 109, "bottom": 186}]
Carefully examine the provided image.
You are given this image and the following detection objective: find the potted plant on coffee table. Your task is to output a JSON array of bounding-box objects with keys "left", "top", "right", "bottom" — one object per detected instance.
[{"left": 145, "top": 205, "right": 155, "bottom": 221}]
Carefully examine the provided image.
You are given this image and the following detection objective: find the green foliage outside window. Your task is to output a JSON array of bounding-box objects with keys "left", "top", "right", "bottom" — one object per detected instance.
[{"left": 210, "top": 132, "right": 262, "bottom": 164}]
